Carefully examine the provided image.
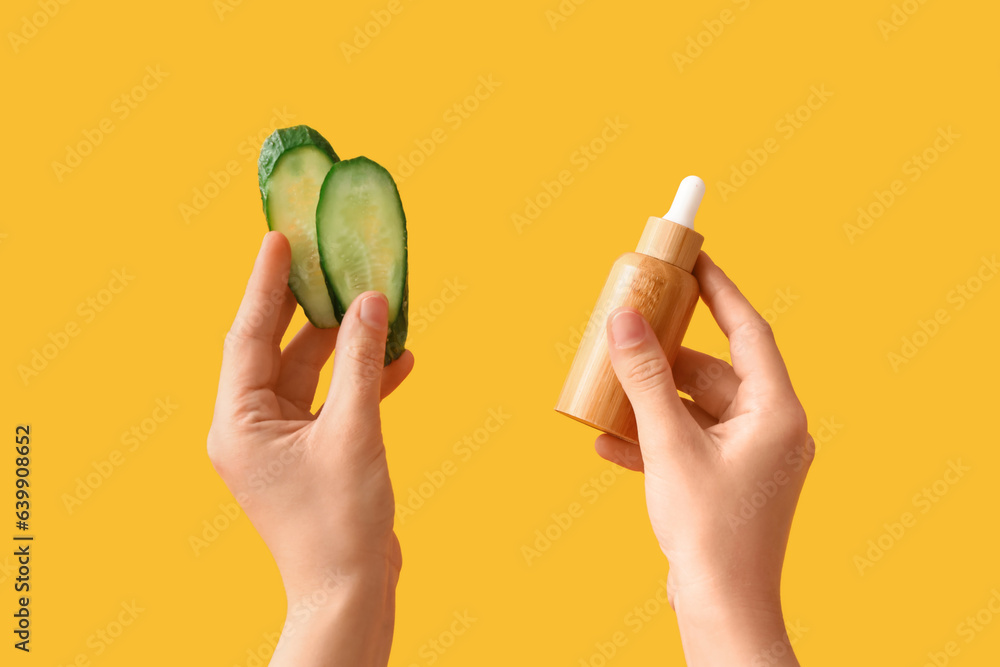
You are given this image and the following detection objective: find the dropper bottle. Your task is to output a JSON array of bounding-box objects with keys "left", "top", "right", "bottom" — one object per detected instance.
[{"left": 556, "top": 176, "right": 706, "bottom": 444}]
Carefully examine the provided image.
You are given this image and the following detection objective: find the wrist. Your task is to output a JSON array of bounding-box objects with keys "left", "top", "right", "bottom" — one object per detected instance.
[
  {"left": 674, "top": 588, "right": 785, "bottom": 633},
  {"left": 273, "top": 569, "right": 395, "bottom": 667},
  {"left": 285, "top": 567, "right": 391, "bottom": 627},
  {"left": 671, "top": 577, "right": 796, "bottom": 667},
  {"left": 283, "top": 560, "right": 391, "bottom": 600}
]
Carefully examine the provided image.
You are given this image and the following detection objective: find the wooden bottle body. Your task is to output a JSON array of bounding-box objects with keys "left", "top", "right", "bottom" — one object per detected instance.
[{"left": 555, "top": 252, "right": 699, "bottom": 444}]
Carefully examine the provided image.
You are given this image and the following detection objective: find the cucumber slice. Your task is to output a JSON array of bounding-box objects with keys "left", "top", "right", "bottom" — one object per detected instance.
[
  {"left": 258, "top": 126, "right": 340, "bottom": 328},
  {"left": 316, "top": 156, "right": 408, "bottom": 364}
]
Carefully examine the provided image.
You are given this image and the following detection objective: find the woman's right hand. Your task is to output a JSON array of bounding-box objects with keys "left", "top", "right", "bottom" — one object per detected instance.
[{"left": 598, "top": 252, "right": 813, "bottom": 666}]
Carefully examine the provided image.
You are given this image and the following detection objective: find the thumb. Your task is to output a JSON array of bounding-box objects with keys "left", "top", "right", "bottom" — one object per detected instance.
[
  {"left": 606, "top": 308, "right": 696, "bottom": 455},
  {"left": 325, "top": 291, "right": 390, "bottom": 423}
]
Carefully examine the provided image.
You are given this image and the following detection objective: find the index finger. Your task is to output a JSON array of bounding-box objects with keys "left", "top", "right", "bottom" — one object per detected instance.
[{"left": 693, "top": 252, "right": 794, "bottom": 396}]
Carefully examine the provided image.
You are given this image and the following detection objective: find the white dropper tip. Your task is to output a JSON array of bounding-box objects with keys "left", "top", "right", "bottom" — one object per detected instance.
[{"left": 664, "top": 175, "right": 706, "bottom": 230}]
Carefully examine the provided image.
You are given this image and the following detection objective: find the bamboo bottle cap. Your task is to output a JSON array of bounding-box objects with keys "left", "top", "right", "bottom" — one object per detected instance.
[
  {"left": 636, "top": 217, "right": 704, "bottom": 272},
  {"left": 635, "top": 176, "right": 705, "bottom": 272}
]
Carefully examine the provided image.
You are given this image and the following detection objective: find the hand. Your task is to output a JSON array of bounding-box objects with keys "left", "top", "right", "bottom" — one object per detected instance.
[
  {"left": 207, "top": 231, "right": 414, "bottom": 667},
  {"left": 598, "top": 252, "right": 812, "bottom": 666}
]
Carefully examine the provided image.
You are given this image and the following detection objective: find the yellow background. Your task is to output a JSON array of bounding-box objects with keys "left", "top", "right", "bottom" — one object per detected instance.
[{"left": 3, "top": 0, "right": 999, "bottom": 664}]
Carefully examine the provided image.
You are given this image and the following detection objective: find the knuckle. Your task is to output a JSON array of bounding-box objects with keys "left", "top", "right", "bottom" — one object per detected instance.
[
  {"left": 757, "top": 315, "right": 775, "bottom": 336},
  {"left": 222, "top": 329, "right": 247, "bottom": 356},
  {"left": 206, "top": 431, "right": 228, "bottom": 473},
  {"left": 778, "top": 404, "right": 809, "bottom": 448},
  {"left": 800, "top": 434, "right": 817, "bottom": 469},
  {"left": 732, "top": 317, "right": 773, "bottom": 345},
  {"left": 342, "top": 340, "right": 385, "bottom": 382},
  {"left": 626, "top": 354, "right": 671, "bottom": 391},
  {"left": 788, "top": 405, "right": 809, "bottom": 438}
]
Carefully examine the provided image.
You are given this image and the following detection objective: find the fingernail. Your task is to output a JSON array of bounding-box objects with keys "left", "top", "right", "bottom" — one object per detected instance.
[
  {"left": 360, "top": 293, "right": 388, "bottom": 329},
  {"left": 610, "top": 310, "right": 646, "bottom": 349}
]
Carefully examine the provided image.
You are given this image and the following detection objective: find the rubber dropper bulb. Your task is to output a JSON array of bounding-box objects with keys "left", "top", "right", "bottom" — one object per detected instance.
[{"left": 663, "top": 175, "right": 706, "bottom": 230}]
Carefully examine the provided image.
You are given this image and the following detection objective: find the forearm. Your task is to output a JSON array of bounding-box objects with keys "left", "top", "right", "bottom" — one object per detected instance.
[
  {"left": 674, "top": 591, "right": 799, "bottom": 667},
  {"left": 270, "top": 574, "right": 395, "bottom": 667}
]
